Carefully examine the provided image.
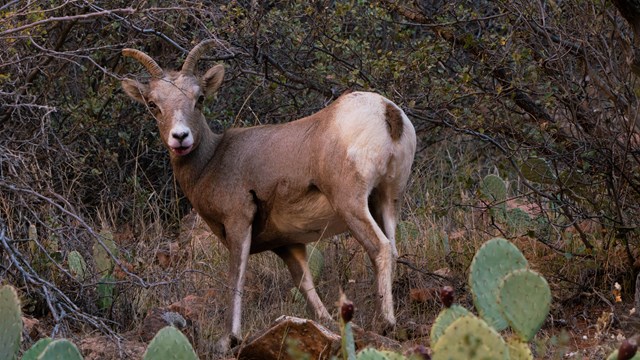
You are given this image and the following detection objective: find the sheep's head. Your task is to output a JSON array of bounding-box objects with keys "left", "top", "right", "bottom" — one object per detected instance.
[{"left": 121, "top": 40, "right": 224, "bottom": 157}]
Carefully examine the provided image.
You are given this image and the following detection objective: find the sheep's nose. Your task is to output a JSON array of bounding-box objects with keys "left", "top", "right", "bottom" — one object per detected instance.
[{"left": 172, "top": 131, "right": 189, "bottom": 141}]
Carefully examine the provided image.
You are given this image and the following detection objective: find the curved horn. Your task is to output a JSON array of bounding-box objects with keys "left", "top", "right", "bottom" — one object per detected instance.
[
  {"left": 181, "top": 39, "right": 217, "bottom": 74},
  {"left": 122, "top": 48, "right": 164, "bottom": 78}
]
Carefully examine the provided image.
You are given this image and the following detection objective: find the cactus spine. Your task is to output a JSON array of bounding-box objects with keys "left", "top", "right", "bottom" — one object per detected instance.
[{"left": 0, "top": 285, "right": 22, "bottom": 360}]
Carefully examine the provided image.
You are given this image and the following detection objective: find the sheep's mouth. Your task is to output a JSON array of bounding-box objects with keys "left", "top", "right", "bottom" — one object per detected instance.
[{"left": 171, "top": 145, "right": 193, "bottom": 156}]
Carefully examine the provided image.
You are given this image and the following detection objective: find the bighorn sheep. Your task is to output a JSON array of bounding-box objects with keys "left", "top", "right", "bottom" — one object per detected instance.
[{"left": 121, "top": 40, "right": 416, "bottom": 352}]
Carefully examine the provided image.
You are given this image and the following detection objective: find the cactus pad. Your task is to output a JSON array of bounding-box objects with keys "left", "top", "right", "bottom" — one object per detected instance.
[
  {"left": 96, "top": 275, "right": 115, "bottom": 311},
  {"left": 480, "top": 174, "right": 507, "bottom": 202},
  {"left": 21, "top": 337, "right": 53, "bottom": 360},
  {"left": 507, "top": 338, "right": 533, "bottom": 360},
  {"left": 430, "top": 304, "right": 472, "bottom": 346},
  {"left": 356, "top": 348, "right": 409, "bottom": 360},
  {"left": 93, "top": 230, "right": 118, "bottom": 276},
  {"left": 143, "top": 326, "right": 198, "bottom": 360},
  {"left": 0, "top": 285, "right": 22, "bottom": 360},
  {"left": 68, "top": 251, "right": 87, "bottom": 281},
  {"left": 432, "top": 315, "right": 508, "bottom": 360},
  {"left": 506, "top": 208, "right": 532, "bottom": 231},
  {"left": 520, "top": 157, "right": 555, "bottom": 184},
  {"left": 38, "top": 339, "right": 83, "bottom": 360},
  {"left": 498, "top": 269, "right": 551, "bottom": 342},
  {"left": 469, "top": 238, "right": 528, "bottom": 331}
]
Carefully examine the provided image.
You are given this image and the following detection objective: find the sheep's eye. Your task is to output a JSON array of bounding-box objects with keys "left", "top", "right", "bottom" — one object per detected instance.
[
  {"left": 197, "top": 95, "right": 205, "bottom": 106},
  {"left": 147, "top": 101, "right": 158, "bottom": 110}
]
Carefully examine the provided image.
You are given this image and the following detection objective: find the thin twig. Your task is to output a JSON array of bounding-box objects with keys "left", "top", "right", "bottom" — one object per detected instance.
[{"left": 1, "top": 8, "right": 135, "bottom": 36}]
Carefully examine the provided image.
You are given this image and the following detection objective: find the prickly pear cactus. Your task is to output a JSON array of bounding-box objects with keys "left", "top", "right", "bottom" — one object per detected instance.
[
  {"left": 93, "top": 230, "right": 117, "bottom": 276},
  {"left": 356, "top": 348, "right": 407, "bottom": 360},
  {"left": 430, "top": 304, "right": 472, "bottom": 346},
  {"left": 0, "top": 285, "right": 22, "bottom": 360},
  {"left": 506, "top": 208, "right": 532, "bottom": 232},
  {"left": 432, "top": 315, "right": 509, "bottom": 360},
  {"left": 607, "top": 338, "right": 639, "bottom": 360},
  {"left": 38, "top": 339, "right": 83, "bottom": 360},
  {"left": 143, "top": 326, "right": 198, "bottom": 360},
  {"left": 607, "top": 351, "right": 640, "bottom": 360},
  {"left": 21, "top": 337, "right": 53, "bottom": 360},
  {"left": 520, "top": 157, "right": 555, "bottom": 184},
  {"left": 480, "top": 174, "right": 509, "bottom": 222},
  {"left": 507, "top": 338, "right": 533, "bottom": 360},
  {"left": 498, "top": 268, "right": 551, "bottom": 342},
  {"left": 339, "top": 294, "right": 356, "bottom": 360},
  {"left": 469, "top": 238, "right": 528, "bottom": 331},
  {"left": 480, "top": 174, "right": 507, "bottom": 203},
  {"left": 67, "top": 250, "right": 87, "bottom": 281},
  {"left": 96, "top": 275, "right": 115, "bottom": 311}
]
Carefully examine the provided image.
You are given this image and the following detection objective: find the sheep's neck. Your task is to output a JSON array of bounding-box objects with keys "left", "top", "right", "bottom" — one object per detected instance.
[{"left": 170, "top": 126, "right": 221, "bottom": 197}]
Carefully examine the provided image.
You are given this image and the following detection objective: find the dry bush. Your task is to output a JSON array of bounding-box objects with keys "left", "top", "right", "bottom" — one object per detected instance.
[{"left": 1, "top": 0, "right": 638, "bottom": 357}]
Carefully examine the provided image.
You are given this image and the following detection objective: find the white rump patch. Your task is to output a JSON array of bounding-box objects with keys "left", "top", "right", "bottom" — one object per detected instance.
[{"left": 335, "top": 93, "right": 394, "bottom": 179}]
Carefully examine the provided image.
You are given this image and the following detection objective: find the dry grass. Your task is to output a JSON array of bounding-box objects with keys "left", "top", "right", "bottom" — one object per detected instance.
[
  {"left": 86, "top": 137, "right": 632, "bottom": 359},
  {"left": 3, "top": 133, "right": 636, "bottom": 359}
]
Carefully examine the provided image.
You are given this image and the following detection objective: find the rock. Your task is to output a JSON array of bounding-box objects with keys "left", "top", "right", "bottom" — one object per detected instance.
[
  {"left": 21, "top": 316, "right": 41, "bottom": 340},
  {"left": 351, "top": 325, "right": 402, "bottom": 351},
  {"left": 403, "top": 321, "right": 430, "bottom": 339},
  {"left": 156, "top": 242, "right": 181, "bottom": 268},
  {"left": 138, "top": 307, "right": 189, "bottom": 342},
  {"left": 433, "top": 267, "right": 452, "bottom": 278},
  {"left": 79, "top": 336, "right": 146, "bottom": 360},
  {"left": 168, "top": 294, "right": 211, "bottom": 321},
  {"left": 409, "top": 288, "right": 439, "bottom": 303},
  {"left": 236, "top": 316, "right": 340, "bottom": 360}
]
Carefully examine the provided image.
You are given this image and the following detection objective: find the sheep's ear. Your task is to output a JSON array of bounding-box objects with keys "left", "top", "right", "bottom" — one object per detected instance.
[
  {"left": 202, "top": 64, "right": 224, "bottom": 98},
  {"left": 122, "top": 79, "right": 149, "bottom": 104}
]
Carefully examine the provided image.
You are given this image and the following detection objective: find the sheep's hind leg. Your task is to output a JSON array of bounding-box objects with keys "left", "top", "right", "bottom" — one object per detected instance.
[
  {"left": 336, "top": 194, "right": 396, "bottom": 332},
  {"left": 273, "top": 243, "right": 332, "bottom": 321}
]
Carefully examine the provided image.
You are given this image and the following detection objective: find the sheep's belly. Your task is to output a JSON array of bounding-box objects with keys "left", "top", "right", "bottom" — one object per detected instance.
[{"left": 268, "top": 191, "right": 347, "bottom": 242}]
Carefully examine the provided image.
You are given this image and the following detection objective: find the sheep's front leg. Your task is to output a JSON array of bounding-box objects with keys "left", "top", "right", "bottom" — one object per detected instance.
[{"left": 215, "top": 224, "right": 252, "bottom": 354}]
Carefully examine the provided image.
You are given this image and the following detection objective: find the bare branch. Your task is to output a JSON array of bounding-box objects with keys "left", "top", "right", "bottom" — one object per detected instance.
[{"left": 1, "top": 8, "right": 135, "bottom": 36}]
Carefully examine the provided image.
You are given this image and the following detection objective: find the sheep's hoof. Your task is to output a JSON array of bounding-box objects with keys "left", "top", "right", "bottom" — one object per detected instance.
[{"left": 379, "top": 319, "right": 397, "bottom": 337}]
